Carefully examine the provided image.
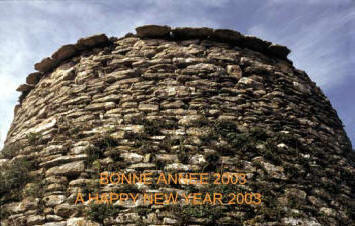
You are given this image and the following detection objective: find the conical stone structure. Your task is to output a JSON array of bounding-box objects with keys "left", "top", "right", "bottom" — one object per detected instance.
[{"left": 0, "top": 25, "right": 353, "bottom": 226}]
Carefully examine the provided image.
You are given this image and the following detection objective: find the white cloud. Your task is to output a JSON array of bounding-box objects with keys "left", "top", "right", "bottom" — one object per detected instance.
[
  {"left": 247, "top": 7, "right": 354, "bottom": 89},
  {"left": 268, "top": 0, "right": 352, "bottom": 5}
]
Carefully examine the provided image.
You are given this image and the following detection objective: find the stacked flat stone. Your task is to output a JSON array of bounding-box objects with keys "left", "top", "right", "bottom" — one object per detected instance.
[
  {"left": 15, "top": 25, "right": 291, "bottom": 107},
  {"left": 1, "top": 25, "right": 353, "bottom": 226}
]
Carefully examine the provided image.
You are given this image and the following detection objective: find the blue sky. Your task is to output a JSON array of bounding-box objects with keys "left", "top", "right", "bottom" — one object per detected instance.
[{"left": 0, "top": 0, "right": 354, "bottom": 148}]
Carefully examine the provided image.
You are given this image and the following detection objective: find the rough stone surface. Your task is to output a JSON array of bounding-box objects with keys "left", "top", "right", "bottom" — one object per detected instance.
[
  {"left": 45, "top": 161, "right": 85, "bottom": 177},
  {"left": 26, "top": 72, "right": 42, "bottom": 85},
  {"left": 1, "top": 25, "right": 353, "bottom": 226},
  {"left": 51, "top": 44, "right": 78, "bottom": 62},
  {"left": 34, "top": 57, "right": 56, "bottom": 72},
  {"left": 172, "top": 27, "right": 213, "bottom": 39},
  {"left": 76, "top": 33, "right": 109, "bottom": 49},
  {"left": 136, "top": 25, "right": 171, "bottom": 38},
  {"left": 211, "top": 29, "right": 243, "bottom": 43},
  {"left": 268, "top": 43, "right": 291, "bottom": 58},
  {"left": 16, "top": 83, "right": 34, "bottom": 92}
]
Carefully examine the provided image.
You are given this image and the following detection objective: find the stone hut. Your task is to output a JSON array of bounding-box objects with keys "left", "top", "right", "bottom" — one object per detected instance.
[{"left": 0, "top": 25, "right": 353, "bottom": 226}]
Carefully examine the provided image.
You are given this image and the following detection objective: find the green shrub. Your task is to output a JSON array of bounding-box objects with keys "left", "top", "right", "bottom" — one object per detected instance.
[
  {"left": 86, "top": 203, "right": 121, "bottom": 223},
  {"left": 0, "top": 202, "right": 10, "bottom": 220},
  {"left": 0, "top": 143, "right": 22, "bottom": 159},
  {"left": 26, "top": 132, "right": 43, "bottom": 145},
  {"left": 133, "top": 116, "right": 178, "bottom": 136},
  {"left": 0, "top": 158, "right": 33, "bottom": 199},
  {"left": 86, "top": 133, "right": 119, "bottom": 167},
  {"left": 202, "top": 152, "right": 220, "bottom": 171},
  {"left": 178, "top": 204, "right": 224, "bottom": 223},
  {"left": 177, "top": 147, "right": 189, "bottom": 164},
  {"left": 214, "top": 120, "right": 239, "bottom": 137},
  {"left": 96, "top": 133, "right": 118, "bottom": 149},
  {"left": 86, "top": 146, "right": 102, "bottom": 167}
]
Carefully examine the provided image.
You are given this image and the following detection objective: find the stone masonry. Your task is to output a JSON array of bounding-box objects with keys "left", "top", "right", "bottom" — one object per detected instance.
[{"left": 0, "top": 25, "right": 354, "bottom": 226}]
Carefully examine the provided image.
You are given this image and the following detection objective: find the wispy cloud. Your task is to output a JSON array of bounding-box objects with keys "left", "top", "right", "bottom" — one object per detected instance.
[
  {"left": 247, "top": 7, "right": 354, "bottom": 88},
  {"left": 269, "top": 0, "right": 352, "bottom": 5}
]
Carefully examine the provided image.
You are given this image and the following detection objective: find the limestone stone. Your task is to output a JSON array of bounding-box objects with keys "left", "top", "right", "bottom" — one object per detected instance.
[
  {"left": 26, "top": 116, "right": 57, "bottom": 134},
  {"left": 268, "top": 43, "right": 291, "bottom": 58},
  {"left": 16, "top": 83, "right": 34, "bottom": 92},
  {"left": 285, "top": 188, "right": 307, "bottom": 200},
  {"left": 46, "top": 215, "right": 64, "bottom": 221},
  {"left": 43, "top": 195, "right": 66, "bottom": 207},
  {"left": 67, "top": 217, "right": 101, "bottom": 226},
  {"left": 242, "top": 35, "right": 271, "bottom": 52},
  {"left": 115, "top": 212, "right": 140, "bottom": 223},
  {"left": 172, "top": 27, "right": 213, "bottom": 39},
  {"left": 186, "top": 127, "right": 211, "bottom": 137},
  {"left": 104, "top": 69, "right": 138, "bottom": 83},
  {"left": 253, "top": 157, "right": 286, "bottom": 180},
  {"left": 76, "top": 33, "right": 109, "bottom": 49},
  {"left": 52, "top": 44, "right": 78, "bottom": 62},
  {"left": 54, "top": 203, "right": 77, "bottom": 217},
  {"left": 138, "top": 103, "right": 159, "bottom": 112},
  {"left": 86, "top": 102, "right": 116, "bottom": 111},
  {"left": 122, "top": 125, "right": 144, "bottom": 133},
  {"left": 120, "top": 152, "right": 144, "bottom": 163},
  {"left": 110, "top": 131, "right": 125, "bottom": 139},
  {"left": 238, "top": 77, "right": 263, "bottom": 89},
  {"left": 42, "top": 222, "right": 67, "bottom": 226},
  {"left": 41, "top": 145, "right": 67, "bottom": 156},
  {"left": 34, "top": 57, "right": 57, "bottom": 72},
  {"left": 293, "top": 81, "right": 311, "bottom": 95},
  {"left": 45, "top": 176, "right": 68, "bottom": 184},
  {"left": 163, "top": 217, "right": 178, "bottom": 224},
  {"left": 19, "top": 197, "right": 39, "bottom": 211},
  {"left": 281, "top": 217, "right": 321, "bottom": 226},
  {"left": 45, "top": 161, "right": 85, "bottom": 176},
  {"left": 178, "top": 115, "right": 203, "bottom": 126},
  {"left": 211, "top": 29, "right": 243, "bottom": 43},
  {"left": 40, "top": 154, "right": 87, "bottom": 168},
  {"left": 128, "top": 162, "right": 156, "bottom": 169},
  {"left": 26, "top": 215, "right": 46, "bottom": 225},
  {"left": 226, "top": 64, "right": 242, "bottom": 79},
  {"left": 307, "top": 195, "right": 327, "bottom": 208},
  {"left": 155, "top": 154, "right": 178, "bottom": 163},
  {"left": 26, "top": 72, "right": 42, "bottom": 84},
  {"left": 189, "top": 154, "right": 207, "bottom": 165},
  {"left": 136, "top": 25, "right": 171, "bottom": 38},
  {"left": 0, "top": 159, "right": 7, "bottom": 167},
  {"left": 165, "top": 163, "right": 199, "bottom": 171},
  {"left": 62, "top": 68, "right": 76, "bottom": 80},
  {"left": 320, "top": 207, "right": 337, "bottom": 217},
  {"left": 46, "top": 183, "right": 65, "bottom": 192}
]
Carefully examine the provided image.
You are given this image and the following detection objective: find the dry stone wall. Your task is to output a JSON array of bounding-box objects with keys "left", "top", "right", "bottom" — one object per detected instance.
[{"left": 0, "top": 25, "right": 354, "bottom": 226}]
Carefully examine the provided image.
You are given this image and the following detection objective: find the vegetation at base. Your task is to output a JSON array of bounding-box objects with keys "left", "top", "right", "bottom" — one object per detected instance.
[
  {"left": 132, "top": 116, "right": 178, "bottom": 136},
  {"left": 0, "top": 158, "right": 33, "bottom": 195},
  {"left": 0, "top": 157, "right": 37, "bottom": 220},
  {"left": 26, "top": 132, "right": 44, "bottom": 145},
  {"left": 86, "top": 133, "right": 119, "bottom": 167},
  {"left": 190, "top": 116, "right": 309, "bottom": 166},
  {"left": 86, "top": 203, "right": 122, "bottom": 223},
  {"left": 201, "top": 151, "right": 220, "bottom": 171},
  {"left": 0, "top": 203, "right": 10, "bottom": 220},
  {"left": 169, "top": 203, "right": 224, "bottom": 224},
  {"left": 177, "top": 141, "right": 190, "bottom": 164},
  {"left": 0, "top": 143, "right": 23, "bottom": 159},
  {"left": 22, "top": 180, "right": 45, "bottom": 198}
]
